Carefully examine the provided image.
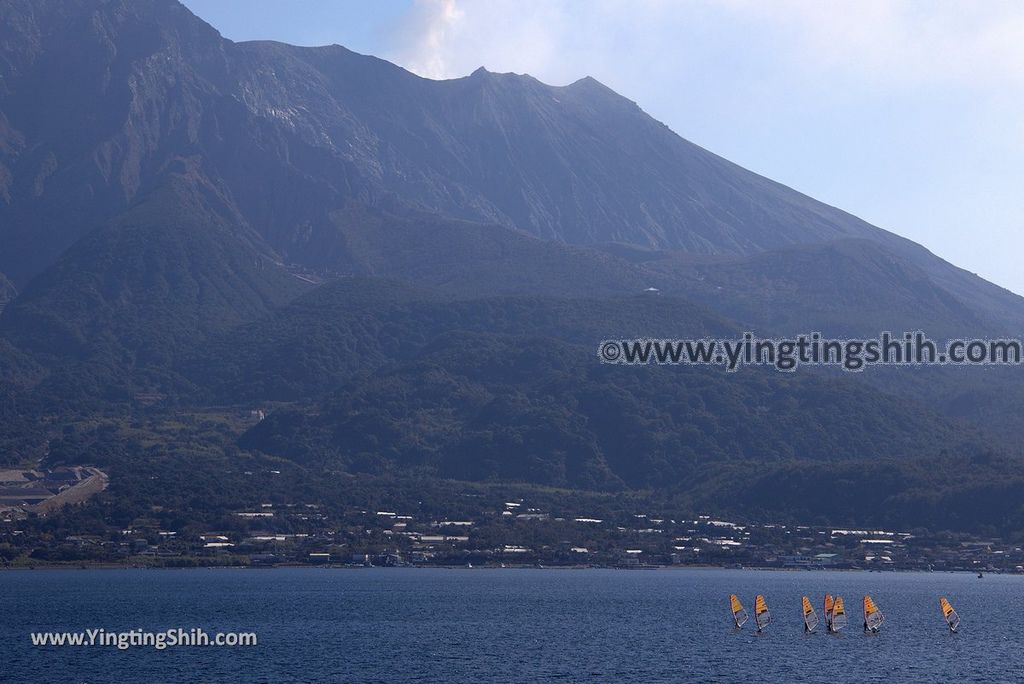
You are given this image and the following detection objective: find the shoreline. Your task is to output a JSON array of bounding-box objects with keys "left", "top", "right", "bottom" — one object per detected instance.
[{"left": 0, "top": 563, "right": 999, "bottom": 574}]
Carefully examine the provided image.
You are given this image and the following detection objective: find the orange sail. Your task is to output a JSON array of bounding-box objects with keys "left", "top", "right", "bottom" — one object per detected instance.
[
  {"left": 754, "top": 594, "right": 771, "bottom": 631},
  {"left": 939, "top": 597, "right": 960, "bottom": 632},
  {"left": 729, "top": 594, "right": 749, "bottom": 628},
  {"left": 830, "top": 596, "right": 848, "bottom": 632},
  {"left": 824, "top": 594, "right": 834, "bottom": 630},
  {"left": 863, "top": 595, "right": 884, "bottom": 632},
  {"left": 802, "top": 596, "right": 819, "bottom": 632}
]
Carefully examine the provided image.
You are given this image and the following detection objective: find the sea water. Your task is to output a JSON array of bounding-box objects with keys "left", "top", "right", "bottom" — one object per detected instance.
[{"left": 0, "top": 568, "right": 1016, "bottom": 682}]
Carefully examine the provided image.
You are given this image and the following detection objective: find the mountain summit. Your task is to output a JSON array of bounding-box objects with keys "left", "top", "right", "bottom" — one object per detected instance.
[
  {"left": 2, "top": 0, "right": 1024, "bottom": 533},
  {"left": 0, "top": 1, "right": 1013, "bottom": 305}
]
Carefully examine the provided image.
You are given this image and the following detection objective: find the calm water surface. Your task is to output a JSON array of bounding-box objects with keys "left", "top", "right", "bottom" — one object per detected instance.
[{"left": 1, "top": 568, "right": 1019, "bottom": 682}]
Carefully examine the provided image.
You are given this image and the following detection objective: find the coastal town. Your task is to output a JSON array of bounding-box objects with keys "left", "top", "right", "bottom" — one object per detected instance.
[{"left": 3, "top": 488, "right": 1022, "bottom": 572}]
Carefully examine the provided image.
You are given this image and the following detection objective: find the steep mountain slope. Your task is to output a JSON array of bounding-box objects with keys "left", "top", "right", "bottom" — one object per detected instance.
[
  {"left": 240, "top": 44, "right": 882, "bottom": 251},
  {"left": 0, "top": 194, "right": 693, "bottom": 401},
  {"left": 221, "top": 40, "right": 1024, "bottom": 325},
  {"left": 627, "top": 239, "right": 996, "bottom": 337},
  {"left": 240, "top": 332, "right": 983, "bottom": 490},
  {"left": 313, "top": 204, "right": 668, "bottom": 297},
  {"left": 686, "top": 451, "right": 1024, "bottom": 532},
  {"left": 1, "top": 0, "right": 1020, "bottom": 335},
  {"left": 2, "top": 0, "right": 1024, "bottom": 538},
  {"left": 183, "top": 277, "right": 734, "bottom": 402},
  {"left": 0, "top": 175, "right": 307, "bottom": 394},
  {"left": 180, "top": 271, "right": 1024, "bottom": 451},
  {"left": 0, "top": 0, "right": 232, "bottom": 283}
]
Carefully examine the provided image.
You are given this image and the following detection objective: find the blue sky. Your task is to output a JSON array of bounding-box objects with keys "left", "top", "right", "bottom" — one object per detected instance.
[{"left": 183, "top": 0, "right": 1024, "bottom": 296}]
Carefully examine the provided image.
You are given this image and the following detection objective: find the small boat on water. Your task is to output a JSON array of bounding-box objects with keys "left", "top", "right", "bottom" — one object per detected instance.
[
  {"left": 940, "top": 597, "right": 961, "bottom": 633},
  {"left": 730, "top": 594, "right": 749, "bottom": 628},
  {"left": 824, "top": 594, "right": 834, "bottom": 632},
  {"left": 863, "top": 595, "right": 884, "bottom": 633},
  {"left": 754, "top": 594, "right": 771, "bottom": 632},
  {"left": 829, "top": 596, "right": 848, "bottom": 633},
  {"left": 801, "top": 596, "right": 819, "bottom": 633}
]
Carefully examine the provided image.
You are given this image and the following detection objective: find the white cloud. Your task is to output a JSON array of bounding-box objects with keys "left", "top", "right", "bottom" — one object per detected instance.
[
  {"left": 393, "top": 0, "right": 569, "bottom": 81},
  {"left": 389, "top": 0, "right": 1024, "bottom": 89},
  {"left": 397, "top": 0, "right": 466, "bottom": 79},
  {"left": 382, "top": 1, "right": 1024, "bottom": 295}
]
